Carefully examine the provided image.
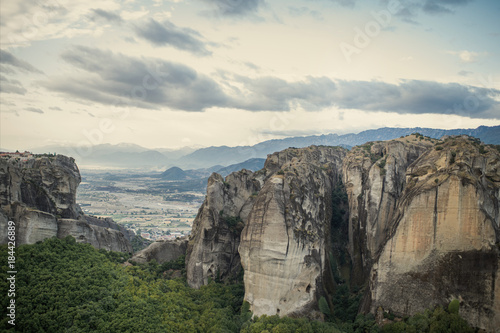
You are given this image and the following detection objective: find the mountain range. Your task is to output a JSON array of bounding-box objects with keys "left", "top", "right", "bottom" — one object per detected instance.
[{"left": 23, "top": 125, "right": 500, "bottom": 169}]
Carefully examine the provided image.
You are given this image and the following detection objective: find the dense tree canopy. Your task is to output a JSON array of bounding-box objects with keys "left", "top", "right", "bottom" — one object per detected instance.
[{"left": 0, "top": 237, "right": 475, "bottom": 332}]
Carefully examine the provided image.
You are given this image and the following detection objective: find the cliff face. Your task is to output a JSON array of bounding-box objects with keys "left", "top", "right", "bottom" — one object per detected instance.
[
  {"left": 186, "top": 136, "right": 499, "bottom": 330},
  {"left": 367, "top": 137, "right": 500, "bottom": 332},
  {"left": 186, "top": 169, "right": 262, "bottom": 288},
  {"left": 0, "top": 154, "right": 132, "bottom": 253},
  {"left": 342, "top": 136, "right": 435, "bottom": 283},
  {"left": 239, "top": 146, "right": 347, "bottom": 317}
]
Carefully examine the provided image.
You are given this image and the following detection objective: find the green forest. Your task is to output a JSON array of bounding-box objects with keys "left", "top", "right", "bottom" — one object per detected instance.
[{"left": 1, "top": 237, "right": 475, "bottom": 332}]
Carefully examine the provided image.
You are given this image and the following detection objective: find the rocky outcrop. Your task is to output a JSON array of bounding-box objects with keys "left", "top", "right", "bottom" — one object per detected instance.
[
  {"left": 366, "top": 136, "right": 500, "bottom": 332},
  {"left": 342, "top": 136, "right": 435, "bottom": 283},
  {"left": 131, "top": 238, "right": 188, "bottom": 264},
  {"left": 186, "top": 136, "right": 499, "bottom": 330},
  {"left": 0, "top": 154, "right": 132, "bottom": 253},
  {"left": 239, "top": 146, "right": 347, "bottom": 317},
  {"left": 186, "top": 169, "right": 262, "bottom": 288}
]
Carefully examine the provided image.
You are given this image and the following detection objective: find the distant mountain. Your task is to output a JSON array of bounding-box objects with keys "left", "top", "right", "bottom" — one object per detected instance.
[
  {"left": 29, "top": 125, "right": 499, "bottom": 169},
  {"left": 216, "top": 158, "right": 266, "bottom": 177},
  {"left": 177, "top": 125, "right": 500, "bottom": 169},
  {"left": 160, "top": 167, "right": 188, "bottom": 180},
  {"left": 30, "top": 143, "right": 197, "bottom": 169}
]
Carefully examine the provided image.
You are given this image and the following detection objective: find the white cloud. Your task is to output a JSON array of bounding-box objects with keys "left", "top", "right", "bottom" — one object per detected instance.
[{"left": 447, "top": 50, "right": 487, "bottom": 63}]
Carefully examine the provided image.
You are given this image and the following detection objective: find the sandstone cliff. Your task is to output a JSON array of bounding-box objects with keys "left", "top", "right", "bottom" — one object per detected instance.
[
  {"left": 342, "top": 135, "right": 436, "bottom": 283},
  {"left": 186, "top": 145, "right": 348, "bottom": 317},
  {"left": 239, "top": 146, "right": 347, "bottom": 317},
  {"left": 0, "top": 154, "right": 132, "bottom": 252},
  {"left": 366, "top": 136, "right": 500, "bottom": 332},
  {"left": 186, "top": 136, "right": 499, "bottom": 331}
]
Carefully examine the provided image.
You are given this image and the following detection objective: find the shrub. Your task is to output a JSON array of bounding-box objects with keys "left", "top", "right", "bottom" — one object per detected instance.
[{"left": 448, "top": 299, "right": 459, "bottom": 314}]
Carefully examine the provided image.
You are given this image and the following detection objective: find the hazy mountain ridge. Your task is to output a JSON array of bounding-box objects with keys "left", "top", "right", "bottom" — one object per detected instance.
[{"left": 27, "top": 125, "right": 500, "bottom": 169}]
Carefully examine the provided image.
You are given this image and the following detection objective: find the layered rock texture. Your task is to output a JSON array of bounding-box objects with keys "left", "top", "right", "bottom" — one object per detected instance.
[
  {"left": 0, "top": 154, "right": 132, "bottom": 252},
  {"left": 186, "top": 135, "right": 499, "bottom": 331},
  {"left": 186, "top": 169, "right": 263, "bottom": 288},
  {"left": 365, "top": 136, "right": 500, "bottom": 332},
  {"left": 239, "top": 146, "right": 347, "bottom": 317},
  {"left": 186, "top": 146, "right": 348, "bottom": 317}
]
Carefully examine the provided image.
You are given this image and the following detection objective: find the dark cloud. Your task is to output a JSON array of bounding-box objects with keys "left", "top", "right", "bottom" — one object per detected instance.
[
  {"left": 458, "top": 70, "right": 472, "bottom": 76},
  {"left": 43, "top": 46, "right": 227, "bottom": 111},
  {"left": 231, "top": 75, "right": 338, "bottom": 111},
  {"left": 134, "top": 19, "right": 211, "bottom": 56},
  {"left": 49, "top": 106, "right": 63, "bottom": 111},
  {"left": 24, "top": 107, "right": 44, "bottom": 114},
  {"left": 42, "top": 46, "right": 499, "bottom": 119},
  {"left": 0, "top": 49, "right": 43, "bottom": 73},
  {"left": 331, "top": 79, "right": 499, "bottom": 118},
  {"left": 204, "top": 0, "right": 263, "bottom": 16},
  {"left": 228, "top": 75, "right": 499, "bottom": 119},
  {"left": 392, "top": 0, "right": 474, "bottom": 21},
  {"left": 90, "top": 9, "right": 123, "bottom": 23},
  {"left": 243, "top": 62, "right": 261, "bottom": 71},
  {"left": 0, "top": 74, "right": 27, "bottom": 94}
]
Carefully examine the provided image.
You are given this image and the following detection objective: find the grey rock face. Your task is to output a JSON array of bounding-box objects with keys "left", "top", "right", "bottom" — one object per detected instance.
[
  {"left": 131, "top": 238, "right": 188, "bottom": 264},
  {"left": 342, "top": 136, "right": 434, "bottom": 283},
  {"left": 0, "top": 154, "right": 132, "bottom": 252},
  {"left": 186, "top": 169, "right": 261, "bottom": 288}
]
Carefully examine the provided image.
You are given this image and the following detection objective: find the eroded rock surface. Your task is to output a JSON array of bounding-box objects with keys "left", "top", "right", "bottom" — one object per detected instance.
[
  {"left": 0, "top": 154, "right": 132, "bottom": 252},
  {"left": 186, "top": 169, "right": 262, "bottom": 288},
  {"left": 239, "top": 146, "right": 347, "bottom": 317},
  {"left": 366, "top": 136, "right": 500, "bottom": 332}
]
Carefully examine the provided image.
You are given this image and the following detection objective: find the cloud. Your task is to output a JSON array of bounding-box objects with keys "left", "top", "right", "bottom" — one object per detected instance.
[
  {"left": 43, "top": 45, "right": 227, "bottom": 111},
  {"left": 447, "top": 50, "right": 484, "bottom": 63},
  {"left": 49, "top": 106, "right": 63, "bottom": 111},
  {"left": 388, "top": 0, "right": 474, "bottom": 23},
  {"left": 0, "top": 74, "right": 27, "bottom": 94},
  {"left": 458, "top": 70, "right": 472, "bottom": 76},
  {"left": 134, "top": 18, "right": 211, "bottom": 56},
  {"left": 227, "top": 75, "right": 500, "bottom": 119},
  {"left": 0, "top": 49, "right": 43, "bottom": 73},
  {"left": 288, "top": 6, "right": 323, "bottom": 19},
  {"left": 90, "top": 8, "right": 123, "bottom": 23},
  {"left": 24, "top": 107, "right": 44, "bottom": 114},
  {"left": 330, "top": 79, "right": 499, "bottom": 119},
  {"left": 422, "top": 0, "right": 473, "bottom": 15},
  {"left": 41, "top": 46, "right": 500, "bottom": 119},
  {"left": 203, "top": 0, "right": 263, "bottom": 16},
  {"left": 327, "top": 0, "right": 356, "bottom": 8}
]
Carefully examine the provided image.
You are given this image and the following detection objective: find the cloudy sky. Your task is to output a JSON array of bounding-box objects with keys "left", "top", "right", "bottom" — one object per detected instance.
[{"left": 1, "top": 0, "right": 499, "bottom": 150}]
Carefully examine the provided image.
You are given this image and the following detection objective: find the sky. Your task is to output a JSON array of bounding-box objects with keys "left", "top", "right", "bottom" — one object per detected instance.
[{"left": 0, "top": 0, "right": 499, "bottom": 151}]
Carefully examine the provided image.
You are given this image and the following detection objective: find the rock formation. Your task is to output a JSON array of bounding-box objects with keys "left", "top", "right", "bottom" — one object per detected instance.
[
  {"left": 0, "top": 154, "right": 132, "bottom": 252},
  {"left": 186, "top": 169, "right": 262, "bottom": 288},
  {"left": 131, "top": 238, "right": 188, "bottom": 264},
  {"left": 366, "top": 136, "right": 500, "bottom": 332},
  {"left": 186, "top": 145, "right": 348, "bottom": 317},
  {"left": 342, "top": 136, "right": 436, "bottom": 283},
  {"left": 186, "top": 135, "right": 499, "bottom": 331},
  {"left": 239, "top": 146, "right": 347, "bottom": 317}
]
